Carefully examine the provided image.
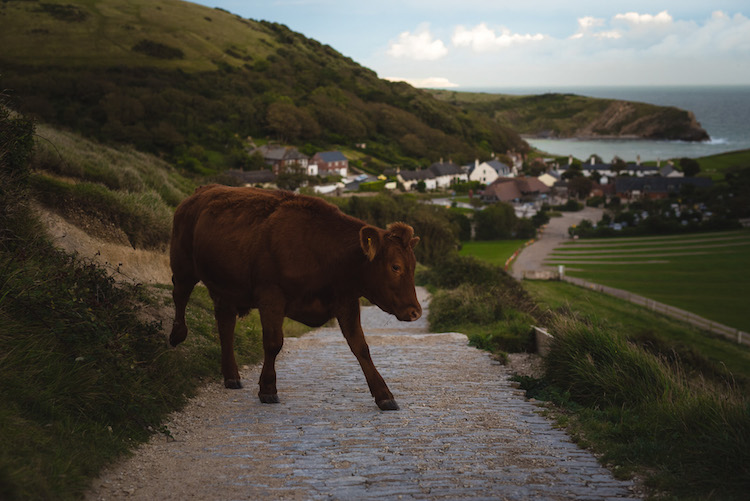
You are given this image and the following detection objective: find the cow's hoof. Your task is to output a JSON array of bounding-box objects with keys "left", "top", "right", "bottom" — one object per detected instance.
[
  {"left": 169, "top": 323, "right": 187, "bottom": 347},
  {"left": 259, "top": 393, "right": 280, "bottom": 404},
  {"left": 224, "top": 379, "right": 243, "bottom": 389},
  {"left": 376, "top": 399, "right": 399, "bottom": 411}
]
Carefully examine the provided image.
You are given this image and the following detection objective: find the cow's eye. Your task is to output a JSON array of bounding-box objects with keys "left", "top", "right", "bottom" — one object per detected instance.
[{"left": 392, "top": 264, "right": 401, "bottom": 272}]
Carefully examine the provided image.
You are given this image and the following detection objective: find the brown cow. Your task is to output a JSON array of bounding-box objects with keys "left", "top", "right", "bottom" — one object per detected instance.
[{"left": 169, "top": 185, "right": 421, "bottom": 410}]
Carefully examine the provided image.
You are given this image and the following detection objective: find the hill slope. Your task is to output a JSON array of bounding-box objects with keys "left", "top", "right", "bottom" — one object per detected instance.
[
  {"left": 0, "top": 0, "right": 527, "bottom": 170},
  {"left": 429, "top": 90, "right": 710, "bottom": 142}
]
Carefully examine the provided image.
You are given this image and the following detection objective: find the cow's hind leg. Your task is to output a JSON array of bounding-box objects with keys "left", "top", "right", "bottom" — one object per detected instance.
[
  {"left": 213, "top": 297, "right": 242, "bottom": 389},
  {"left": 257, "top": 299, "right": 285, "bottom": 403},
  {"left": 169, "top": 275, "right": 196, "bottom": 347},
  {"left": 337, "top": 300, "right": 398, "bottom": 411}
]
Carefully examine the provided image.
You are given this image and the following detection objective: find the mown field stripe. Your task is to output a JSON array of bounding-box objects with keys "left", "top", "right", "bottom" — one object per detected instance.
[
  {"left": 560, "top": 229, "right": 747, "bottom": 246},
  {"left": 558, "top": 235, "right": 750, "bottom": 251},
  {"left": 550, "top": 242, "right": 750, "bottom": 256}
]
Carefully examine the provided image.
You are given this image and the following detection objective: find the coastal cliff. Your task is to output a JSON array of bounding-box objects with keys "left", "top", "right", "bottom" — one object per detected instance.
[{"left": 429, "top": 91, "right": 710, "bottom": 142}]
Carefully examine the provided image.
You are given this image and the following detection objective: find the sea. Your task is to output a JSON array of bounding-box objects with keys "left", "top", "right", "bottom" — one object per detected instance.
[{"left": 463, "top": 85, "right": 750, "bottom": 163}]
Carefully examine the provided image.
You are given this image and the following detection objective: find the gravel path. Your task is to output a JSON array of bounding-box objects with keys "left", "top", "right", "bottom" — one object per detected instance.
[
  {"left": 511, "top": 208, "right": 603, "bottom": 280},
  {"left": 86, "top": 288, "right": 639, "bottom": 500}
]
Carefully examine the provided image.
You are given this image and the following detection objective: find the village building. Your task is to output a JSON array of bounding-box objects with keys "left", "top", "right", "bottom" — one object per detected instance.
[
  {"left": 429, "top": 160, "right": 467, "bottom": 188},
  {"left": 253, "top": 145, "right": 315, "bottom": 175},
  {"left": 311, "top": 151, "right": 349, "bottom": 177},
  {"left": 614, "top": 177, "right": 712, "bottom": 200},
  {"left": 482, "top": 176, "right": 550, "bottom": 203},
  {"left": 398, "top": 169, "right": 438, "bottom": 191},
  {"left": 467, "top": 159, "right": 513, "bottom": 184}
]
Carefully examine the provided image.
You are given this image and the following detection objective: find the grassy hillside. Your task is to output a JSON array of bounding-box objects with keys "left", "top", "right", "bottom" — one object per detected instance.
[
  {"left": 0, "top": 0, "right": 527, "bottom": 171},
  {"left": 429, "top": 89, "right": 709, "bottom": 142}
]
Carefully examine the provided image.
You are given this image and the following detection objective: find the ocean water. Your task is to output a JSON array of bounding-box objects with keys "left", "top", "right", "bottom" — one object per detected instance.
[{"left": 464, "top": 85, "right": 750, "bottom": 162}]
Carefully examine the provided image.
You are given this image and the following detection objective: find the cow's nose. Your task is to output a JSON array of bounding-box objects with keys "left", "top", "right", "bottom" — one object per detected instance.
[{"left": 409, "top": 307, "right": 422, "bottom": 321}]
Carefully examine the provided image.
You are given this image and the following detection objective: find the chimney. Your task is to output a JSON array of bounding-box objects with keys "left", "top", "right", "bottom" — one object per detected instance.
[
  {"left": 657, "top": 158, "right": 661, "bottom": 167},
  {"left": 475, "top": 159, "right": 479, "bottom": 168},
  {"left": 591, "top": 157, "right": 595, "bottom": 165},
  {"left": 637, "top": 155, "right": 641, "bottom": 166},
  {"left": 568, "top": 155, "right": 573, "bottom": 166}
]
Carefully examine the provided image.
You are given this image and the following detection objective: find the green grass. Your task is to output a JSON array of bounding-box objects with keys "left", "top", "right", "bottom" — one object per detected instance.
[
  {"left": 0, "top": 0, "right": 277, "bottom": 71},
  {"left": 545, "top": 230, "right": 750, "bottom": 332},
  {"left": 523, "top": 280, "right": 750, "bottom": 387},
  {"left": 459, "top": 239, "right": 528, "bottom": 267},
  {"left": 693, "top": 148, "right": 750, "bottom": 180},
  {"left": 527, "top": 315, "right": 750, "bottom": 500}
]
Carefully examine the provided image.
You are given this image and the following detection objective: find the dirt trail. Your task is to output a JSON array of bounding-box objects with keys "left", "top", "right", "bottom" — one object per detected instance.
[{"left": 85, "top": 288, "right": 640, "bottom": 500}]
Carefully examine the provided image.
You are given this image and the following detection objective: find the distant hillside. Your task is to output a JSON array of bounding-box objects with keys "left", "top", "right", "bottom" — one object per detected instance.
[
  {"left": 428, "top": 90, "right": 710, "bottom": 142},
  {"left": 0, "top": 0, "right": 527, "bottom": 171}
]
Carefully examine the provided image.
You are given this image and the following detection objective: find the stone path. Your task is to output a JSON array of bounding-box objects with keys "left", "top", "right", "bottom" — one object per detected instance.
[{"left": 86, "top": 288, "right": 640, "bottom": 500}]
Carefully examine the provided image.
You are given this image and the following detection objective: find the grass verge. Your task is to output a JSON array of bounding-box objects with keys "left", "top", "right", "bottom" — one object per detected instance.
[
  {"left": 545, "top": 230, "right": 750, "bottom": 332},
  {"left": 518, "top": 314, "right": 750, "bottom": 499}
]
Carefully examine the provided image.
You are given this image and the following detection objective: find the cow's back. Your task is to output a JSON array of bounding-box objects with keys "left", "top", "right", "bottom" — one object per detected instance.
[{"left": 170, "top": 185, "right": 362, "bottom": 302}]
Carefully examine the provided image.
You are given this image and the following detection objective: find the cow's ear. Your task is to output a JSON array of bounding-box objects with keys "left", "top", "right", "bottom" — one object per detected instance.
[
  {"left": 360, "top": 226, "right": 380, "bottom": 261},
  {"left": 409, "top": 236, "right": 420, "bottom": 249}
]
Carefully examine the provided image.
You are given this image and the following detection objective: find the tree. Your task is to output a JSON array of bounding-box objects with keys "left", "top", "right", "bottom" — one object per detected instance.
[
  {"left": 568, "top": 176, "right": 593, "bottom": 200},
  {"left": 679, "top": 157, "right": 701, "bottom": 177},
  {"left": 474, "top": 202, "right": 516, "bottom": 240}
]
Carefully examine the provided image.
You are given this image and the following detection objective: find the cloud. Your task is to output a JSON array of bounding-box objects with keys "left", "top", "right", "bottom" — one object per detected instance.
[
  {"left": 452, "top": 23, "right": 545, "bottom": 52},
  {"left": 387, "top": 26, "right": 448, "bottom": 61},
  {"left": 384, "top": 76, "right": 459, "bottom": 88},
  {"left": 613, "top": 10, "right": 673, "bottom": 26}
]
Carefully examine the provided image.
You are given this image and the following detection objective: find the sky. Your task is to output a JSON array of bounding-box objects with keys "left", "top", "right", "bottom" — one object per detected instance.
[{"left": 190, "top": 0, "right": 750, "bottom": 89}]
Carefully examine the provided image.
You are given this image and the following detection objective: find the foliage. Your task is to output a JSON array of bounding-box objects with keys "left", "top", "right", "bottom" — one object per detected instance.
[
  {"left": 334, "top": 193, "right": 461, "bottom": 265},
  {"left": 428, "top": 90, "right": 709, "bottom": 141},
  {"left": 0, "top": 108, "right": 263, "bottom": 499},
  {"left": 0, "top": 0, "right": 527, "bottom": 172},
  {"left": 534, "top": 314, "right": 750, "bottom": 499},
  {"left": 679, "top": 156, "right": 700, "bottom": 177}
]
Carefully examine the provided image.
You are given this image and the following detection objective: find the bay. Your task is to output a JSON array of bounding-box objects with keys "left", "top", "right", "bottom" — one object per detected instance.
[{"left": 463, "top": 85, "right": 750, "bottom": 162}]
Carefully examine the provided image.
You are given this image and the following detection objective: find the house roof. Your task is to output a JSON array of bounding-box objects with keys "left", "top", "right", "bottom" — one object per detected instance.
[
  {"left": 429, "top": 162, "right": 462, "bottom": 177},
  {"left": 400, "top": 169, "right": 435, "bottom": 181},
  {"left": 484, "top": 181, "right": 522, "bottom": 201},
  {"left": 486, "top": 160, "right": 511, "bottom": 173},
  {"left": 615, "top": 177, "right": 712, "bottom": 194},
  {"left": 315, "top": 151, "right": 347, "bottom": 163},
  {"left": 483, "top": 177, "right": 550, "bottom": 201}
]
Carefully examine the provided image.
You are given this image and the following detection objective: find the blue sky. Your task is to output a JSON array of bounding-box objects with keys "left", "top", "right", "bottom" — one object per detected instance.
[{"left": 190, "top": 1, "right": 750, "bottom": 89}]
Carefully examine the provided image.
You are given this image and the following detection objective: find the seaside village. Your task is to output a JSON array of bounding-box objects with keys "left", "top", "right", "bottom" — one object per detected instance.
[{"left": 227, "top": 142, "right": 712, "bottom": 219}]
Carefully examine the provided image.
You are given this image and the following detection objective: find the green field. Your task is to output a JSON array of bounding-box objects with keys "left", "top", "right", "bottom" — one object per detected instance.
[
  {"left": 694, "top": 148, "right": 750, "bottom": 180},
  {"left": 544, "top": 230, "right": 750, "bottom": 332},
  {"left": 459, "top": 239, "right": 528, "bottom": 267}
]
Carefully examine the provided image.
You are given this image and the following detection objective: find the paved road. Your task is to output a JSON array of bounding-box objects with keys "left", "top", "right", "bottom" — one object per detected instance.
[
  {"left": 87, "top": 288, "right": 639, "bottom": 500},
  {"left": 511, "top": 208, "right": 603, "bottom": 280}
]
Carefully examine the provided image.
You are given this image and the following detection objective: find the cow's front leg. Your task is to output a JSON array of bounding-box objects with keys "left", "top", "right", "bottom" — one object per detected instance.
[
  {"left": 337, "top": 300, "right": 398, "bottom": 411},
  {"left": 213, "top": 297, "right": 242, "bottom": 389},
  {"left": 258, "top": 297, "right": 285, "bottom": 403}
]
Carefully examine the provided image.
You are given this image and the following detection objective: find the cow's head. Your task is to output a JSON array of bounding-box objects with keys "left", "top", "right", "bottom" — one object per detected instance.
[{"left": 360, "top": 222, "right": 422, "bottom": 322}]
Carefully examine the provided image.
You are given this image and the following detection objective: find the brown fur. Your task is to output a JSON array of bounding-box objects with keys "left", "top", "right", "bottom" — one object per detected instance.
[{"left": 169, "top": 185, "right": 421, "bottom": 410}]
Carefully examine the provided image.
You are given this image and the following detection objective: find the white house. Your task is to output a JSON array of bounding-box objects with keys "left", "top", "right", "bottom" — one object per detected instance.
[
  {"left": 468, "top": 159, "right": 512, "bottom": 184},
  {"left": 398, "top": 169, "right": 437, "bottom": 191},
  {"left": 429, "top": 161, "right": 467, "bottom": 188}
]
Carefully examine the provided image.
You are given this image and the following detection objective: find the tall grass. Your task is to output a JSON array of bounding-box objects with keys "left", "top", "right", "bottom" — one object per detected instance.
[
  {"left": 420, "top": 255, "right": 540, "bottom": 356},
  {"left": 536, "top": 314, "right": 750, "bottom": 499},
  {"left": 0, "top": 111, "right": 263, "bottom": 499}
]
